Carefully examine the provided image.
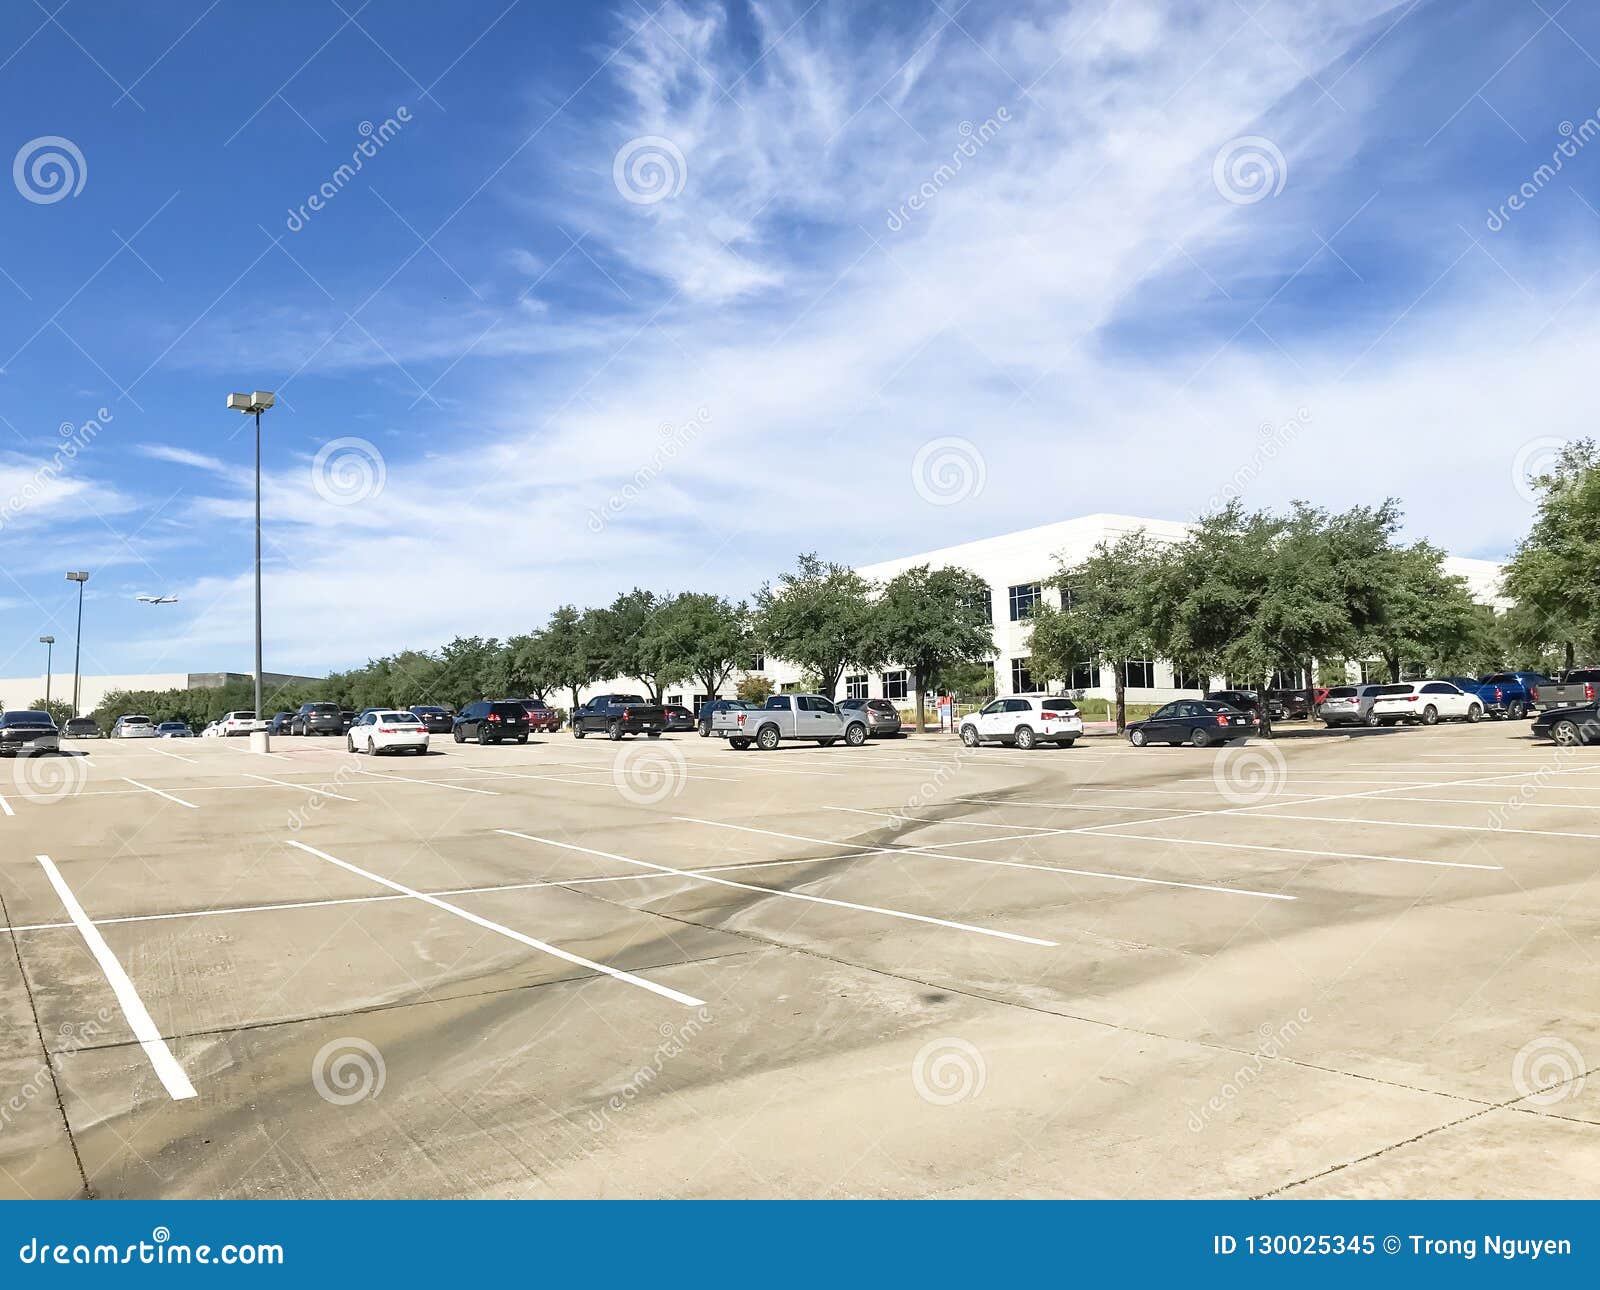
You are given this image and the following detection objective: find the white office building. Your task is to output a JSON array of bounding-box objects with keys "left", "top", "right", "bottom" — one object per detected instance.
[{"left": 621, "top": 513, "right": 1508, "bottom": 710}]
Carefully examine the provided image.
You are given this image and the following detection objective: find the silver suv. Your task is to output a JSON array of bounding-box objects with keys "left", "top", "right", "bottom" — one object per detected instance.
[{"left": 1319, "top": 684, "right": 1383, "bottom": 727}]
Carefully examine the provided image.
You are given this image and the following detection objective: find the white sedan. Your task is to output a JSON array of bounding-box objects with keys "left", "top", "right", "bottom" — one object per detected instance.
[{"left": 347, "top": 709, "right": 429, "bottom": 756}]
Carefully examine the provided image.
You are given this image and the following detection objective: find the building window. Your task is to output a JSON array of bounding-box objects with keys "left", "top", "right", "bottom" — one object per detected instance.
[
  {"left": 1068, "top": 660, "right": 1097, "bottom": 691},
  {"left": 743, "top": 653, "right": 765, "bottom": 672},
  {"left": 1172, "top": 663, "right": 1204, "bottom": 692},
  {"left": 691, "top": 694, "right": 710, "bottom": 710},
  {"left": 1125, "top": 659, "right": 1156, "bottom": 689},
  {"left": 665, "top": 694, "right": 682, "bottom": 708},
  {"left": 1357, "top": 660, "right": 1382, "bottom": 684},
  {"left": 1008, "top": 583, "right": 1042, "bottom": 622},
  {"left": 1270, "top": 667, "right": 1307, "bottom": 691},
  {"left": 882, "top": 670, "right": 909, "bottom": 700},
  {"left": 844, "top": 673, "right": 868, "bottom": 700},
  {"left": 1059, "top": 582, "right": 1074, "bottom": 610},
  {"left": 1009, "top": 657, "right": 1035, "bottom": 693}
]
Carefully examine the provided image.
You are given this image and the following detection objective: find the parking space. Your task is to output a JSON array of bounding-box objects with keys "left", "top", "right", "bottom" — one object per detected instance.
[{"left": 3, "top": 721, "right": 1599, "bottom": 1199}]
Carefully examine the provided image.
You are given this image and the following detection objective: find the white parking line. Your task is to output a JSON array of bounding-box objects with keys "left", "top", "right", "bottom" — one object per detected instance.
[
  {"left": 285, "top": 840, "right": 703, "bottom": 1007},
  {"left": 353, "top": 767, "right": 498, "bottom": 795},
  {"left": 149, "top": 747, "right": 198, "bottom": 764},
  {"left": 499, "top": 830, "right": 1060, "bottom": 945},
  {"left": 121, "top": 777, "right": 198, "bottom": 809},
  {"left": 1088, "top": 831, "right": 1501, "bottom": 870},
  {"left": 0, "top": 793, "right": 11, "bottom": 817},
  {"left": 678, "top": 818, "right": 1298, "bottom": 901},
  {"left": 1231, "top": 808, "right": 1600, "bottom": 843},
  {"left": 35, "top": 854, "right": 196, "bottom": 1101}
]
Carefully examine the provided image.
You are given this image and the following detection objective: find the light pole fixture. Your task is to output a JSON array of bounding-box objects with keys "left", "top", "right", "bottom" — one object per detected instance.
[
  {"left": 227, "top": 391, "right": 274, "bottom": 749},
  {"left": 65, "top": 572, "right": 88, "bottom": 718},
  {"left": 39, "top": 635, "right": 54, "bottom": 708}
]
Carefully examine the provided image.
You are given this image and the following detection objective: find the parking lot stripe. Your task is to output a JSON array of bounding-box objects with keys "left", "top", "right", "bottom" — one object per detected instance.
[
  {"left": 823, "top": 806, "right": 1059, "bottom": 833},
  {"left": 499, "top": 830, "right": 1060, "bottom": 945},
  {"left": 285, "top": 840, "right": 704, "bottom": 1007},
  {"left": 149, "top": 747, "right": 198, "bottom": 764},
  {"left": 678, "top": 818, "right": 1298, "bottom": 901},
  {"left": 121, "top": 777, "right": 198, "bottom": 809},
  {"left": 243, "top": 772, "right": 360, "bottom": 802},
  {"left": 0, "top": 793, "right": 12, "bottom": 817},
  {"left": 34, "top": 854, "right": 197, "bottom": 1101},
  {"left": 1089, "top": 831, "right": 1500, "bottom": 871},
  {"left": 353, "top": 767, "right": 498, "bottom": 795},
  {"left": 1232, "top": 808, "right": 1600, "bottom": 842}
]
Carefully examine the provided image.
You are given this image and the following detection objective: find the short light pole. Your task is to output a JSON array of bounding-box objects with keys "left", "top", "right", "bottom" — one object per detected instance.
[
  {"left": 39, "top": 635, "right": 54, "bottom": 708},
  {"left": 65, "top": 572, "right": 89, "bottom": 718},
  {"left": 227, "top": 391, "right": 275, "bottom": 751}
]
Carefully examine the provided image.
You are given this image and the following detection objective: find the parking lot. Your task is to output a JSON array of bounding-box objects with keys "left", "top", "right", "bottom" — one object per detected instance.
[{"left": 2, "top": 720, "right": 1598, "bottom": 1200}]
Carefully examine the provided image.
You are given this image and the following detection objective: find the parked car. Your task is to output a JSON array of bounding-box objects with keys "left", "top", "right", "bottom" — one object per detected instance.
[
  {"left": 219, "top": 710, "right": 267, "bottom": 736},
  {"left": 518, "top": 699, "right": 561, "bottom": 733},
  {"left": 452, "top": 700, "right": 530, "bottom": 744},
  {"left": 340, "top": 710, "right": 356, "bottom": 731},
  {"left": 156, "top": 721, "right": 193, "bottom": 738},
  {"left": 571, "top": 694, "right": 666, "bottom": 740},
  {"left": 839, "top": 697, "right": 904, "bottom": 738},
  {"left": 696, "top": 698, "right": 755, "bottom": 737},
  {"left": 112, "top": 714, "right": 157, "bottom": 739},
  {"left": 1532, "top": 702, "right": 1600, "bottom": 747},
  {"left": 712, "top": 694, "right": 867, "bottom": 749},
  {"left": 1319, "top": 684, "right": 1385, "bottom": 727},
  {"left": 348, "top": 709, "right": 429, "bottom": 755},
  {"left": 662, "top": 703, "right": 695, "bottom": 732},
  {"left": 62, "top": 716, "right": 100, "bottom": 739},
  {"left": 1128, "top": 700, "right": 1258, "bottom": 747},
  {"left": 408, "top": 705, "right": 454, "bottom": 734},
  {"left": 1532, "top": 668, "right": 1600, "bottom": 712},
  {"left": 268, "top": 711, "right": 295, "bottom": 734},
  {"left": 291, "top": 702, "right": 344, "bottom": 736},
  {"left": 1476, "top": 671, "right": 1549, "bottom": 719},
  {"left": 1205, "top": 689, "right": 1287, "bottom": 722},
  {"left": 0, "top": 710, "right": 59, "bottom": 756},
  {"left": 200, "top": 721, "right": 222, "bottom": 738},
  {"left": 1368, "top": 680, "right": 1483, "bottom": 725},
  {"left": 1268, "top": 688, "right": 1313, "bottom": 719},
  {"left": 958, "top": 696, "right": 1081, "bottom": 749}
]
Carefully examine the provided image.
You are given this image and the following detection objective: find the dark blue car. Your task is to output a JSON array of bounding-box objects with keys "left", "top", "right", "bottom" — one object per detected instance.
[{"left": 1127, "top": 699, "right": 1259, "bottom": 748}]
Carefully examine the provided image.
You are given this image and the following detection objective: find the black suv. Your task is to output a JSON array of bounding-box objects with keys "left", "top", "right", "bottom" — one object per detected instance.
[
  {"left": 453, "top": 701, "right": 530, "bottom": 744},
  {"left": 408, "top": 705, "right": 453, "bottom": 734},
  {"left": 291, "top": 702, "right": 344, "bottom": 736}
]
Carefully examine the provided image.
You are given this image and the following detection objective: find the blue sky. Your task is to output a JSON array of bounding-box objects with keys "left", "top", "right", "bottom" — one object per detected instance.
[{"left": 2, "top": 0, "right": 1599, "bottom": 678}]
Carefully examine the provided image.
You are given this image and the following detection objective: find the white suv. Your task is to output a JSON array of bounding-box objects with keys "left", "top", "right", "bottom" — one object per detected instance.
[
  {"left": 959, "top": 696, "right": 1084, "bottom": 749},
  {"left": 1369, "top": 680, "right": 1483, "bottom": 726},
  {"left": 218, "top": 710, "right": 267, "bottom": 736},
  {"left": 111, "top": 714, "right": 157, "bottom": 739}
]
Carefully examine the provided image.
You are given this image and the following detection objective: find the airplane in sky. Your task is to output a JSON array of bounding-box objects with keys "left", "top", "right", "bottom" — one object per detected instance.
[{"left": 135, "top": 594, "right": 180, "bottom": 604}]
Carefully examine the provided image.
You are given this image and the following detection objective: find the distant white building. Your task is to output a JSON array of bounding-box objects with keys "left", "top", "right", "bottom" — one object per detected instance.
[{"left": 0, "top": 671, "right": 322, "bottom": 715}]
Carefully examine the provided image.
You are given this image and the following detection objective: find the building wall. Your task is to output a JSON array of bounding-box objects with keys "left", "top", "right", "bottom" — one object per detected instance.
[{"left": 0, "top": 671, "right": 322, "bottom": 714}]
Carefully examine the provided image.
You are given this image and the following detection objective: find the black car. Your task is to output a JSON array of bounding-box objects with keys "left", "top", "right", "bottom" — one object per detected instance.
[
  {"left": 662, "top": 704, "right": 695, "bottom": 732},
  {"left": 340, "top": 710, "right": 357, "bottom": 731},
  {"left": 1128, "top": 700, "right": 1258, "bottom": 747},
  {"left": 0, "top": 710, "right": 60, "bottom": 756},
  {"left": 1268, "top": 688, "right": 1313, "bottom": 720},
  {"left": 269, "top": 711, "right": 295, "bottom": 734},
  {"left": 1532, "top": 703, "right": 1600, "bottom": 747},
  {"left": 292, "top": 702, "right": 345, "bottom": 736},
  {"left": 695, "top": 698, "right": 755, "bottom": 737},
  {"left": 453, "top": 700, "right": 530, "bottom": 744},
  {"left": 1205, "top": 689, "right": 1287, "bottom": 722},
  {"left": 571, "top": 694, "right": 666, "bottom": 740},
  {"left": 62, "top": 716, "right": 99, "bottom": 739},
  {"left": 408, "top": 705, "right": 454, "bottom": 734}
]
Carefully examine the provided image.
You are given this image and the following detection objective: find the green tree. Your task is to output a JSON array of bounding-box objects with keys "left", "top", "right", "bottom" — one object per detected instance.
[
  {"left": 1026, "top": 532, "right": 1167, "bottom": 731},
  {"left": 32, "top": 697, "right": 73, "bottom": 726},
  {"left": 754, "top": 553, "right": 878, "bottom": 700},
  {"left": 735, "top": 674, "right": 775, "bottom": 703},
  {"left": 544, "top": 604, "right": 601, "bottom": 709},
  {"left": 642, "top": 592, "right": 748, "bottom": 702},
  {"left": 1363, "top": 542, "right": 1485, "bottom": 680},
  {"left": 587, "top": 588, "right": 674, "bottom": 698},
  {"left": 1504, "top": 440, "right": 1600, "bottom": 672},
  {"left": 867, "top": 564, "right": 994, "bottom": 732}
]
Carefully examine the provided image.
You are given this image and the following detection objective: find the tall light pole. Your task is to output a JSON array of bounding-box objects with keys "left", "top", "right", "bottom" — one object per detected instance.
[
  {"left": 227, "top": 391, "right": 275, "bottom": 750},
  {"left": 39, "top": 636, "right": 54, "bottom": 708},
  {"left": 65, "top": 572, "right": 88, "bottom": 718}
]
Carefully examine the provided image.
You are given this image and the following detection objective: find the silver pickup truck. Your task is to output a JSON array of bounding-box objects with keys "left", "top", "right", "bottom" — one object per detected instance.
[
  {"left": 711, "top": 694, "right": 869, "bottom": 750},
  {"left": 1533, "top": 669, "right": 1600, "bottom": 712}
]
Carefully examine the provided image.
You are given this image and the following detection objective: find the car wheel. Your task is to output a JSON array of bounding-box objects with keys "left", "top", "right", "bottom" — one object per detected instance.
[
  {"left": 647, "top": 731, "right": 662, "bottom": 739},
  {"left": 1467, "top": 703, "right": 1483, "bottom": 723},
  {"left": 606, "top": 720, "right": 623, "bottom": 741},
  {"left": 1364, "top": 711, "right": 1380, "bottom": 727},
  {"left": 346, "top": 736, "right": 357, "bottom": 753},
  {"left": 452, "top": 727, "right": 464, "bottom": 743},
  {"left": 367, "top": 737, "right": 377, "bottom": 756},
  {"left": 844, "top": 723, "right": 867, "bottom": 747},
  {"left": 959, "top": 724, "right": 980, "bottom": 748},
  {"left": 1553, "top": 720, "right": 1585, "bottom": 747},
  {"left": 1422, "top": 705, "right": 1439, "bottom": 726},
  {"left": 1057, "top": 738, "right": 1076, "bottom": 748},
  {"left": 1189, "top": 728, "right": 1210, "bottom": 748},
  {"left": 573, "top": 724, "right": 586, "bottom": 739},
  {"left": 698, "top": 724, "right": 709, "bottom": 738},
  {"left": 729, "top": 737, "right": 751, "bottom": 750},
  {"left": 756, "top": 724, "right": 781, "bottom": 751},
  {"left": 1013, "top": 725, "right": 1036, "bottom": 750},
  {"left": 517, "top": 735, "right": 528, "bottom": 745},
  {"left": 1507, "top": 700, "right": 1526, "bottom": 720},
  {"left": 1129, "top": 728, "right": 1147, "bottom": 747}
]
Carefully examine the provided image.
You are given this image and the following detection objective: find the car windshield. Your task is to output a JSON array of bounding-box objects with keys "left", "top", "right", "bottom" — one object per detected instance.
[
  {"left": 613, "top": 695, "right": 647, "bottom": 704},
  {"left": 1326, "top": 687, "right": 1358, "bottom": 698},
  {"left": 377, "top": 712, "right": 416, "bottom": 722},
  {"left": 5, "top": 711, "right": 52, "bottom": 724},
  {"left": 866, "top": 699, "right": 897, "bottom": 712},
  {"left": 1041, "top": 698, "right": 1078, "bottom": 712},
  {"left": 121, "top": 716, "right": 151, "bottom": 724},
  {"left": 1373, "top": 684, "right": 1412, "bottom": 696},
  {"left": 157, "top": 723, "right": 185, "bottom": 730}
]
